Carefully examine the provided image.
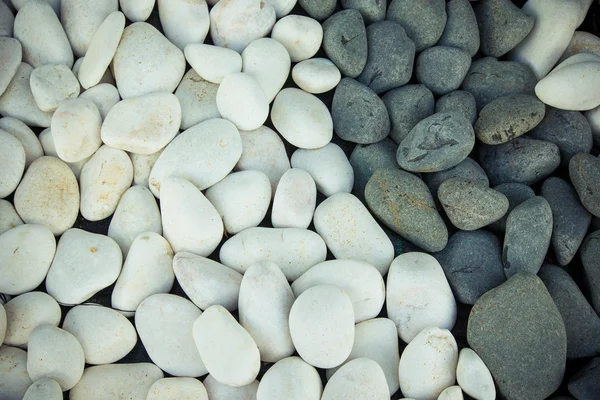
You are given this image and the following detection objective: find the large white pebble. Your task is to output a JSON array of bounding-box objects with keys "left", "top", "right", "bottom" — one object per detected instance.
[
  {"left": 147, "top": 377, "right": 209, "bottom": 400},
  {"left": 292, "top": 259, "right": 384, "bottom": 323},
  {"left": 205, "top": 170, "right": 271, "bottom": 234},
  {"left": 239, "top": 261, "right": 295, "bottom": 363},
  {"left": 30, "top": 64, "right": 79, "bottom": 112},
  {"left": 271, "top": 88, "right": 333, "bottom": 149},
  {"left": 292, "top": 58, "right": 341, "bottom": 94},
  {"left": 37, "top": 128, "right": 89, "bottom": 179},
  {"left": 149, "top": 118, "right": 242, "bottom": 197},
  {"left": 242, "top": 38, "right": 291, "bottom": 103},
  {"left": 0, "top": 345, "right": 32, "bottom": 400},
  {"left": 27, "top": 325, "right": 85, "bottom": 391},
  {"left": 175, "top": 69, "right": 221, "bottom": 130},
  {"left": 289, "top": 285, "right": 355, "bottom": 369},
  {"left": 78, "top": 83, "right": 120, "bottom": 120},
  {"left": 46, "top": 228, "right": 122, "bottom": 305},
  {"left": 217, "top": 72, "right": 269, "bottom": 131},
  {"left": 271, "top": 15, "right": 323, "bottom": 62},
  {"left": 438, "top": 386, "right": 463, "bottom": 400},
  {"left": 210, "top": 0, "right": 276, "bottom": 53},
  {"left": 0, "top": 199, "right": 23, "bottom": 235},
  {"left": 69, "top": 363, "right": 164, "bottom": 400},
  {"left": 112, "top": 22, "right": 185, "bottom": 99},
  {"left": 203, "top": 374, "right": 259, "bottom": 400},
  {"left": 111, "top": 231, "right": 174, "bottom": 316},
  {"left": 80, "top": 145, "right": 133, "bottom": 221},
  {"left": 185, "top": 43, "right": 242, "bottom": 84},
  {"left": 193, "top": 305, "right": 261, "bottom": 387},
  {"left": 257, "top": 356, "right": 322, "bottom": 400},
  {"left": 0, "top": 117, "right": 44, "bottom": 167},
  {"left": 398, "top": 327, "right": 459, "bottom": 400},
  {"left": 13, "top": 0, "right": 73, "bottom": 68},
  {"left": 51, "top": 98, "right": 102, "bottom": 163},
  {"left": 3, "top": 292, "right": 61, "bottom": 348},
  {"left": 456, "top": 348, "right": 496, "bottom": 400},
  {"left": 23, "top": 378, "right": 62, "bottom": 400},
  {"left": 272, "top": 168, "right": 316, "bottom": 229},
  {"left": 14, "top": 156, "right": 79, "bottom": 235},
  {"left": 158, "top": 0, "right": 209, "bottom": 50},
  {"left": 0, "top": 129, "right": 25, "bottom": 198},
  {"left": 535, "top": 60, "right": 600, "bottom": 110},
  {"left": 220, "top": 227, "right": 327, "bottom": 280},
  {"left": 73, "top": 57, "right": 115, "bottom": 89},
  {"left": 386, "top": 252, "right": 457, "bottom": 343},
  {"left": 62, "top": 305, "right": 136, "bottom": 365},
  {"left": 0, "top": 224, "right": 55, "bottom": 295},
  {"left": 291, "top": 143, "right": 353, "bottom": 196},
  {"left": 160, "top": 177, "right": 223, "bottom": 256},
  {"left": 130, "top": 150, "right": 162, "bottom": 188},
  {"left": 0, "top": 37, "right": 21, "bottom": 97},
  {"left": 119, "top": 0, "right": 155, "bottom": 22},
  {"left": 136, "top": 294, "right": 207, "bottom": 377},
  {"left": 322, "top": 358, "right": 389, "bottom": 400}
]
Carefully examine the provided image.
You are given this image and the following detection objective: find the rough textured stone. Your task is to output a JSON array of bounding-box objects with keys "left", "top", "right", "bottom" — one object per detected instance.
[
  {"left": 581, "top": 230, "right": 600, "bottom": 315},
  {"left": 568, "top": 357, "right": 600, "bottom": 400},
  {"left": 382, "top": 84, "right": 434, "bottom": 144},
  {"left": 349, "top": 138, "right": 398, "bottom": 201},
  {"left": 435, "top": 90, "right": 477, "bottom": 125},
  {"left": 488, "top": 182, "right": 535, "bottom": 232},
  {"left": 569, "top": 153, "right": 600, "bottom": 218},
  {"left": 386, "top": 0, "right": 447, "bottom": 52},
  {"left": 423, "top": 157, "right": 489, "bottom": 200},
  {"left": 438, "top": 0, "right": 480, "bottom": 57},
  {"left": 340, "top": 0, "right": 386, "bottom": 24},
  {"left": 298, "top": 0, "right": 336, "bottom": 20},
  {"left": 322, "top": 10, "right": 367, "bottom": 78},
  {"left": 416, "top": 46, "right": 471, "bottom": 96}
]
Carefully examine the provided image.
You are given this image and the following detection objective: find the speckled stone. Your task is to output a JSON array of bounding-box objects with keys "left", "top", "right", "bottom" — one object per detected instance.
[
  {"left": 423, "top": 157, "right": 489, "bottom": 200},
  {"left": 581, "top": 230, "right": 600, "bottom": 315},
  {"left": 349, "top": 138, "right": 398, "bottom": 201},
  {"left": 382, "top": 84, "right": 434, "bottom": 144},
  {"left": 488, "top": 183, "right": 535, "bottom": 232},
  {"left": 568, "top": 357, "right": 600, "bottom": 400},
  {"left": 435, "top": 90, "right": 477, "bottom": 125},
  {"left": 340, "top": 0, "right": 386, "bottom": 24},
  {"left": 322, "top": 10, "right": 367, "bottom": 78},
  {"left": 438, "top": 0, "right": 480, "bottom": 57},
  {"left": 386, "top": 0, "right": 447, "bottom": 52},
  {"left": 416, "top": 46, "right": 471, "bottom": 96},
  {"left": 569, "top": 153, "right": 600, "bottom": 218},
  {"left": 298, "top": 0, "right": 336, "bottom": 20}
]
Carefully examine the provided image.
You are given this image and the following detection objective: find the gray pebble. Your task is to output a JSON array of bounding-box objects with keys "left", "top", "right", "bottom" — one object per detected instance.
[
  {"left": 581, "top": 230, "right": 600, "bottom": 316},
  {"left": 503, "top": 196, "right": 553, "bottom": 278},
  {"left": 488, "top": 183, "right": 535, "bottom": 232},
  {"left": 434, "top": 230, "right": 505, "bottom": 305},
  {"left": 541, "top": 177, "right": 591, "bottom": 266},
  {"left": 365, "top": 168, "right": 448, "bottom": 252},
  {"left": 396, "top": 112, "right": 475, "bottom": 173},
  {"left": 569, "top": 153, "right": 600, "bottom": 218},
  {"left": 332, "top": 78, "right": 390, "bottom": 144},
  {"left": 358, "top": 20, "right": 415, "bottom": 94},
  {"left": 416, "top": 46, "right": 471, "bottom": 96},
  {"left": 475, "top": 94, "right": 546, "bottom": 145},
  {"left": 386, "top": 0, "right": 447, "bottom": 52},
  {"left": 438, "top": 0, "right": 480, "bottom": 57},
  {"left": 435, "top": 90, "right": 477, "bottom": 125},
  {"left": 592, "top": 216, "right": 600, "bottom": 230},
  {"left": 349, "top": 138, "right": 398, "bottom": 201},
  {"left": 474, "top": 0, "right": 534, "bottom": 57},
  {"left": 322, "top": 9, "right": 368, "bottom": 78},
  {"left": 423, "top": 157, "right": 489, "bottom": 200},
  {"left": 298, "top": 0, "right": 337, "bottom": 20},
  {"left": 569, "top": 358, "right": 600, "bottom": 400},
  {"left": 382, "top": 84, "right": 434, "bottom": 144},
  {"left": 340, "top": 0, "right": 386, "bottom": 25},
  {"left": 478, "top": 137, "right": 561, "bottom": 186}
]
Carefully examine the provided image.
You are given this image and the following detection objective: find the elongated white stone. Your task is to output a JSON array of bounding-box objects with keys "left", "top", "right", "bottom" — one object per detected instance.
[
  {"left": 0, "top": 37, "right": 21, "bottom": 97},
  {"left": 51, "top": 98, "right": 102, "bottom": 163},
  {"left": 78, "top": 83, "right": 120, "bottom": 120},
  {"left": 185, "top": 43, "right": 242, "bottom": 84},
  {"left": 119, "top": 0, "right": 155, "bottom": 22},
  {"left": 72, "top": 57, "right": 115, "bottom": 89},
  {"left": 0, "top": 199, "right": 23, "bottom": 235},
  {"left": 3, "top": 292, "right": 61, "bottom": 348},
  {"left": 535, "top": 60, "right": 600, "bottom": 110},
  {"left": 242, "top": 38, "right": 291, "bottom": 103},
  {"left": 456, "top": 348, "right": 496, "bottom": 400},
  {"left": 217, "top": 72, "right": 269, "bottom": 131},
  {"left": 0, "top": 117, "right": 43, "bottom": 168},
  {"left": 322, "top": 358, "right": 389, "bottom": 400},
  {"left": 175, "top": 69, "right": 221, "bottom": 130},
  {"left": 292, "top": 58, "right": 341, "bottom": 94},
  {"left": 23, "top": 379, "right": 62, "bottom": 400},
  {"left": 30, "top": 64, "right": 80, "bottom": 112},
  {"left": 271, "top": 15, "right": 323, "bottom": 62},
  {"left": 158, "top": 0, "right": 209, "bottom": 50},
  {"left": 0, "top": 129, "right": 25, "bottom": 198},
  {"left": 203, "top": 374, "right": 259, "bottom": 400},
  {"left": 147, "top": 377, "right": 209, "bottom": 400},
  {"left": 0, "top": 345, "right": 33, "bottom": 400},
  {"left": 257, "top": 356, "right": 322, "bottom": 400},
  {"left": 272, "top": 168, "right": 316, "bottom": 229}
]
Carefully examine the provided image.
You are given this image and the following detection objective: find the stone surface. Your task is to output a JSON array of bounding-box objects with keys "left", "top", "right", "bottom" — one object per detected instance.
[
  {"left": 349, "top": 138, "right": 398, "bottom": 201},
  {"left": 536, "top": 60, "right": 600, "bottom": 111},
  {"left": 203, "top": 374, "right": 259, "bottom": 400},
  {"left": 257, "top": 356, "right": 322, "bottom": 400},
  {"left": 119, "top": 0, "right": 154, "bottom": 22},
  {"left": 0, "top": 117, "right": 43, "bottom": 168},
  {"left": 0, "top": 130, "right": 25, "bottom": 199},
  {"left": 185, "top": 43, "right": 242, "bottom": 84},
  {"left": 416, "top": 46, "right": 471, "bottom": 96},
  {"left": 322, "top": 358, "right": 388, "bottom": 400},
  {"left": 271, "top": 168, "right": 316, "bottom": 229},
  {"left": 242, "top": 38, "right": 290, "bottom": 104},
  {"left": 175, "top": 69, "right": 220, "bottom": 130},
  {"left": 383, "top": 84, "right": 434, "bottom": 144},
  {"left": 488, "top": 183, "right": 536, "bottom": 232},
  {"left": 438, "top": 0, "right": 480, "bottom": 56},
  {"left": 423, "top": 157, "right": 489, "bottom": 200},
  {"left": 581, "top": 230, "right": 600, "bottom": 315},
  {"left": 387, "top": 0, "right": 447, "bottom": 52},
  {"left": 568, "top": 357, "right": 600, "bottom": 400},
  {"left": 569, "top": 152, "right": 600, "bottom": 217},
  {"left": 0, "top": 1, "right": 14, "bottom": 37},
  {"left": 158, "top": 0, "right": 209, "bottom": 50},
  {"left": 217, "top": 72, "right": 269, "bottom": 131},
  {"left": 270, "top": 15, "right": 323, "bottom": 63},
  {"left": 37, "top": 128, "right": 89, "bottom": 180},
  {"left": 147, "top": 377, "right": 208, "bottom": 400},
  {"left": 78, "top": 83, "right": 120, "bottom": 120},
  {"left": 23, "top": 378, "right": 62, "bottom": 400},
  {"left": 30, "top": 64, "right": 80, "bottom": 112},
  {"left": 3, "top": 291, "right": 61, "bottom": 347},
  {"left": 456, "top": 348, "right": 496, "bottom": 400},
  {"left": 51, "top": 98, "right": 102, "bottom": 163},
  {"left": 291, "top": 58, "right": 341, "bottom": 94},
  {"left": 435, "top": 90, "right": 477, "bottom": 125},
  {"left": 322, "top": 9, "right": 368, "bottom": 78},
  {"left": 0, "top": 37, "right": 21, "bottom": 97},
  {"left": 0, "top": 199, "right": 22, "bottom": 235},
  {"left": 341, "top": 0, "right": 385, "bottom": 24},
  {"left": 298, "top": 0, "right": 335, "bottom": 20},
  {"left": 0, "top": 345, "right": 32, "bottom": 400}
]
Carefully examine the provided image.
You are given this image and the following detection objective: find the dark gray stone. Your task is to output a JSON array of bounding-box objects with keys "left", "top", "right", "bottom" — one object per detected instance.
[
  {"left": 423, "top": 157, "right": 489, "bottom": 200},
  {"left": 503, "top": 196, "right": 553, "bottom": 278},
  {"left": 541, "top": 177, "right": 591, "bottom": 266},
  {"left": 581, "top": 230, "right": 600, "bottom": 315},
  {"left": 341, "top": 0, "right": 386, "bottom": 26},
  {"left": 475, "top": 94, "right": 546, "bottom": 145},
  {"left": 434, "top": 230, "right": 505, "bottom": 305},
  {"left": 568, "top": 357, "right": 600, "bottom": 400},
  {"left": 570, "top": 153, "right": 600, "bottom": 218},
  {"left": 478, "top": 137, "right": 561, "bottom": 186},
  {"left": 474, "top": 0, "right": 534, "bottom": 57},
  {"left": 415, "top": 46, "right": 471, "bottom": 96},
  {"left": 438, "top": 178, "right": 509, "bottom": 231},
  {"left": 396, "top": 112, "right": 475, "bottom": 173},
  {"left": 592, "top": 216, "right": 600, "bottom": 230},
  {"left": 461, "top": 56, "right": 537, "bottom": 110},
  {"left": 298, "top": 0, "right": 337, "bottom": 20},
  {"left": 365, "top": 168, "right": 448, "bottom": 252},
  {"left": 382, "top": 84, "right": 435, "bottom": 144},
  {"left": 357, "top": 20, "right": 415, "bottom": 94},
  {"left": 332, "top": 78, "right": 390, "bottom": 144},
  {"left": 386, "top": 0, "right": 447, "bottom": 52},
  {"left": 528, "top": 108, "right": 593, "bottom": 166},
  {"left": 435, "top": 90, "right": 477, "bottom": 125},
  {"left": 438, "top": 0, "right": 480, "bottom": 57},
  {"left": 322, "top": 10, "right": 368, "bottom": 78},
  {"left": 467, "top": 273, "right": 566, "bottom": 400},
  {"left": 538, "top": 264, "right": 600, "bottom": 359},
  {"left": 349, "top": 138, "right": 398, "bottom": 201},
  {"left": 488, "top": 183, "right": 535, "bottom": 232}
]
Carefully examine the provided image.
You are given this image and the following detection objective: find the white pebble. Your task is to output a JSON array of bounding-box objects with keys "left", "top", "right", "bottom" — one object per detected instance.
[
  {"left": 119, "top": 0, "right": 155, "bottom": 22},
  {"left": 130, "top": 150, "right": 162, "bottom": 188},
  {"left": 0, "top": 345, "right": 32, "bottom": 400},
  {"left": 560, "top": 31, "right": 600, "bottom": 62},
  {"left": 0, "top": 1, "right": 14, "bottom": 37},
  {"left": 322, "top": 358, "right": 389, "bottom": 400},
  {"left": 23, "top": 379, "right": 62, "bottom": 400},
  {"left": 147, "top": 377, "right": 209, "bottom": 400},
  {"left": 72, "top": 57, "right": 115, "bottom": 89},
  {"left": 0, "top": 129, "right": 25, "bottom": 198},
  {"left": 185, "top": 43, "right": 242, "bottom": 84},
  {"left": 438, "top": 386, "right": 464, "bottom": 400},
  {"left": 0, "top": 37, "right": 21, "bottom": 96},
  {"left": 264, "top": 0, "right": 295, "bottom": 18},
  {"left": 535, "top": 60, "right": 600, "bottom": 110},
  {"left": 158, "top": 0, "right": 209, "bottom": 50},
  {"left": 0, "top": 117, "right": 43, "bottom": 168},
  {"left": 242, "top": 38, "right": 291, "bottom": 103},
  {"left": 37, "top": 128, "right": 89, "bottom": 179},
  {"left": 203, "top": 374, "right": 259, "bottom": 400},
  {"left": 61, "top": 0, "right": 118, "bottom": 58},
  {"left": 0, "top": 199, "right": 22, "bottom": 235},
  {"left": 257, "top": 356, "right": 322, "bottom": 400},
  {"left": 30, "top": 64, "right": 79, "bottom": 113},
  {"left": 217, "top": 72, "right": 269, "bottom": 131},
  {"left": 78, "top": 83, "right": 120, "bottom": 120},
  {"left": 456, "top": 348, "right": 496, "bottom": 400},
  {"left": 292, "top": 58, "right": 341, "bottom": 94},
  {"left": 3, "top": 292, "right": 61, "bottom": 348},
  {"left": 12, "top": 0, "right": 60, "bottom": 15},
  {"left": 271, "top": 168, "right": 316, "bottom": 229},
  {"left": 51, "top": 98, "right": 102, "bottom": 163},
  {"left": 175, "top": 69, "right": 221, "bottom": 130},
  {"left": 552, "top": 52, "right": 600, "bottom": 72},
  {"left": 271, "top": 15, "right": 323, "bottom": 62}
]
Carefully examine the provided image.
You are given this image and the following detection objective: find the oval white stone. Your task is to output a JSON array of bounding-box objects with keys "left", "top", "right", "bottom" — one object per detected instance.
[
  {"left": 203, "top": 374, "right": 259, "bottom": 400},
  {"left": 292, "top": 58, "right": 341, "bottom": 94},
  {"left": 242, "top": 38, "right": 291, "bottom": 103},
  {"left": 119, "top": 0, "right": 155, "bottom": 22},
  {"left": 0, "top": 129, "right": 25, "bottom": 198},
  {"left": 78, "top": 83, "right": 120, "bottom": 120},
  {"left": 3, "top": 291, "right": 61, "bottom": 348},
  {"left": 438, "top": 386, "right": 464, "bottom": 400},
  {"left": 51, "top": 98, "right": 102, "bottom": 163},
  {"left": 23, "top": 378, "right": 62, "bottom": 400},
  {"left": 130, "top": 150, "right": 162, "bottom": 188},
  {"left": 271, "top": 168, "right": 316, "bottom": 229},
  {"left": 175, "top": 69, "right": 221, "bottom": 130},
  {"left": 456, "top": 348, "right": 496, "bottom": 400},
  {"left": 0, "top": 117, "right": 44, "bottom": 168},
  {"left": 158, "top": 0, "right": 209, "bottom": 50},
  {"left": 185, "top": 43, "right": 242, "bottom": 84},
  {"left": 216, "top": 72, "right": 269, "bottom": 131},
  {"left": 535, "top": 60, "right": 600, "bottom": 110},
  {"left": 0, "top": 345, "right": 33, "bottom": 400},
  {"left": 271, "top": 15, "right": 323, "bottom": 62},
  {"left": 147, "top": 377, "right": 209, "bottom": 400},
  {"left": 322, "top": 358, "right": 389, "bottom": 400},
  {"left": 257, "top": 356, "right": 322, "bottom": 400},
  {"left": 37, "top": 128, "right": 89, "bottom": 180},
  {"left": 0, "top": 199, "right": 23, "bottom": 235},
  {"left": 30, "top": 64, "right": 80, "bottom": 112},
  {"left": 0, "top": 37, "right": 21, "bottom": 97}
]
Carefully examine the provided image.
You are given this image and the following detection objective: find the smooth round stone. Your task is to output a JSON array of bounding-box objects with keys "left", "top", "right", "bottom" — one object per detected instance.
[
  {"left": 78, "top": 83, "right": 120, "bottom": 120},
  {"left": 438, "top": 0, "right": 480, "bottom": 56},
  {"left": 569, "top": 153, "right": 600, "bottom": 217},
  {"left": 349, "top": 138, "right": 399, "bottom": 201},
  {"left": 30, "top": 64, "right": 80, "bottom": 112},
  {"left": 149, "top": 118, "right": 242, "bottom": 197},
  {"left": 72, "top": 57, "right": 116, "bottom": 89},
  {"left": 175, "top": 69, "right": 220, "bottom": 130},
  {"left": 322, "top": 9, "right": 367, "bottom": 78},
  {"left": 0, "top": 119, "right": 40, "bottom": 170},
  {"left": 416, "top": 46, "right": 471, "bottom": 96},
  {"left": 536, "top": 61, "right": 600, "bottom": 110},
  {"left": 3, "top": 292, "right": 61, "bottom": 347},
  {"left": 219, "top": 227, "right": 327, "bottom": 280},
  {"left": 488, "top": 182, "right": 535, "bottom": 232},
  {"left": 456, "top": 348, "right": 495, "bottom": 400},
  {"left": 46, "top": 229, "right": 122, "bottom": 305},
  {"left": 271, "top": 15, "right": 322, "bottom": 63},
  {"left": 158, "top": 0, "right": 208, "bottom": 50},
  {"left": 119, "top": 0, "right": 154, "bottom": 22},
  {"left": 27, "top": 325, "right": 84, "bottom": 391},
  {"left": 0, "top": 37, "right": 21, "bottom": 97},
  {"left": 111, "top": 232, "right": 174, "bottom": 316},
  {"left": 203, "top": 374, "right": 259, "bottom": 400},
  {"left": 298, "top": 0, "right": 335, "bottom": 20},
  {"left": 14, "top": 156, "right": 79, "bottom": 235},
  {"left": 397, "top": 112, "right": 475, "bottom": 173},
  {"left": 387, "top": 0, "right": 447, "bottom": 52},
  {"left": 322, "top": 358, "right": 388, "bottom": 400},
  {"left": 257, "top": 356, "right": 322, "bottom": 400},
  {"left": 242, "top": 38, "right": 290, "bottom": 104},
  {"left": 23, "top": 378, "right": 62, "bottom": 400},
  {"left": 136, "top": 294, "right": 207, "bottom": 377},
  {"left": 0, "top": 224, "right": 55, "bottom": 295},
  {"left": 424, "top": 157, "right": 489, "bottom": 200},
  {"left": 340, "top": 0, "right": 385, "bottom": 24},
  {"left": 37, "top": 129, "right": 89, "bottom": 180},
  {"left": 291, "top": 143, "right": 353, "bottom": 197},
  {"left": 13, "top": 0, "right": 73, "bottom": 68},
  {"left": 271, "top": 168, "right": 316, "bottom": 229},
  {"left": 69, "top": 363, "right": 164, "bottom": 400},
  {"left": 51, "top": 98, "right": 102, "bottom": 163},
  {"left": 0, "top": 199, "right": 23, "bottom": 235},
  {"left": 383, "top": 84, "right": 435, "bottom": 144},
  {"left": 62, "top": 305, "right": 136, "bottom": 365},
  {"left": 160, "top": 177, "right": 223, "bottom": 256},
  {"left": 399, "top": 327, "right": 458, "bottom": 399},
  {"left": 185, "top": 43, "right": 242, "bottom": 84},
  {"left": 129, "top": 150, "right": 162, "bottom": 188},
  {"left": 332, "top": 78, "right": 390, "bottom": 144},
  {"left": 568, "top": 358, "right": 600, "bottom": 400},
  {"left": 292, "top": 58, "right": 340, "bottom": 94},
  {"left": 0, "top": 129, "right": 25, "bottom": 198},
  {"left": 210, "top": 0, "right": 276, "bottom": 53},
  {"left": 147, "top": 377, "right": 208, "bottom": 400},
  {"left": 436, "top": 90, "right": 477, "bottom": 125},
  {"left": 113, "top": 22, "right": 185, "bottom": 99},
  {"left": 387, "top": 253, "right": 456, "bottom": 342},
  {"left": 173, "top": 252, "right": 242, "bottom": 312},
  {"left": 289, "top": 285, "right": 354, "bottom": 369},
  {"left": 467, "top": 273, "right": 566, "bottom": 400},
  {"left": 271, "top": 88, "right": 333, "bottom": 149},
  {"left": 80, "top": 145, "right": 133, "bottom": 221},
  {"left": 193, "top": 305, "right": 260, "bottom": 386},
  {"left": 438, "top": 386, "right": 463, "bottom": 400},
  {"left": 0, "top": 345, "right": 32, "bottom": 400},
  {"left": 236, "top": 125, "right": 290, "bottom": 194}
]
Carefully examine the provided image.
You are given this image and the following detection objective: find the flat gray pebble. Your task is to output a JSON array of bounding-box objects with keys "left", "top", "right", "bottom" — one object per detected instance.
[
  {"left": 581, "top": 230, "right": 600, "bottom": 316},
  {"left": 416, "top": 46, "right": 471, "bottom": 96},
  {"left": 341, "top": 0, "right": 386, "bottom": 24},
  {"left": 382, "top": 84, "right": 434, "bottom": 144},
  {"left": 322, "top": 9, "right": 368, "bottom": 78},
  {"left": 488, "top": 182, "right": 535, "bottom": 232},
  {"left": 349, "top": 138, "right": 398, "bottom": 201},
  {"left": 386, "top": 0, "right": 447, "bottom": 52},
  {"left": 298, "top": 0, "right": 337, "bottom": 20},
  {"left": 569, "top": 357, "right": 600, "bottom": 400},
  {"left": 569, "top": 153, "right": 600, "bottom": 218},
  {"left": 435, "top": 90, "right": 477, "bottom": 125},
  {"left": 438, "top": 0, "right": 480, "bottom": 57},
  {"left": 423, "top": 157, "right": 489, "bottom": 200}
]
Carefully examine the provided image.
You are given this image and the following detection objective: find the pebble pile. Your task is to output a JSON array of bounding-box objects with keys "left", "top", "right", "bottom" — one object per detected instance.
[{"left": 1, "top": 0, "right": 600, "bottom": 399}]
